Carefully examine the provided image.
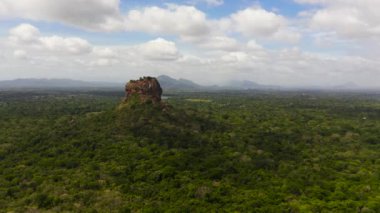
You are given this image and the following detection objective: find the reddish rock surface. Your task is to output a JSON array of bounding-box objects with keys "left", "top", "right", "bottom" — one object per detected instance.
[{"left": 125, "top": 77, "right": 163, "bottom": 103}]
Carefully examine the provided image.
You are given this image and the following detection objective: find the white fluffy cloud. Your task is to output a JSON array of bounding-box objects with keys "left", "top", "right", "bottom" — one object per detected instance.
[
  {"left": 9, "top": 24, "right": 92, "bottom": 55},
  {"left": 197, "top": 36, "right": 240, "bottom": 51},
  {"left": 90, "top": 47, "right": 120, "bottom": 66},
  {"left": 296, "top": 0, "right": 380, "bottom": 40},
  {"left": 0, "top": 0, "right": 124, "bottom": 31},
  {"left": 224, "top": 7, "right": 301, "bottom": 43},
  {"left": 9, "top": 24, "right": 40, "bottom": 44},
  {"left": 40, "top": 36, "right": 92, "bottom": 54},
  {"left": 6, "top": 24, "right": 182, "bottom": 65},
  {"left": 138, "top": 38, "right": 181, "bottom": 61},
  {"left": 93, "top": 47, "right": 118, "bottom": 58},
  {"left": 91, "top": 58, "right": 120, "bottom": 67},
  {"left": 230, "top": 7, "right": 285, "bottom": 37},
  {"left": 124, "top": 5, "right": 211, "bottom": 40}
]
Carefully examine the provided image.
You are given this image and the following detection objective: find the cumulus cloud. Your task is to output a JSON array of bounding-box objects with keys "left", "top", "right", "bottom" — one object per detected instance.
[
  {"left": 296, "top": 0, "right": 380, "bottom": 40},
  {"left": 0, "top": 0, "right": 124, "bottom": 31},
  {"left": 39, "top": 36, "right": 92, "bottom": 54},
  {"left": 197, "top": 36, "right": 240, "bottom": 51},
  {"left": 124, "top": 5, "right": 211, "bottom": 40},
  {"left": 9, "top": 24, "right": 40, "bottom": 44},
  {"left": 91, "top": 58, "right": 120, "bottom": 66},
  {"left": 138, "top": 38, "right": 181, "bottom": 61},
  {"left": 90, "top": 47, "right": 120, "bottom": 66},
  {"left": 93, "top": 47, "right": 118, "bottom": 58},
  {"left": 224, "top": 7, "right": 301, "bottom": 43},
  {"left": 9, "top": 24, "right": 93, "bottom": 55},
  {"left": 230, "top": 7, "right": 285, "bottom": 36}
]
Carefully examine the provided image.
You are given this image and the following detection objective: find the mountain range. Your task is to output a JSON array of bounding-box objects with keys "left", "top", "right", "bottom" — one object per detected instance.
[
  {"left": 0, "top": 78, "right": 121, "bottom": 89},
  {"left": 0, "top": 76, "right": 370, "bottom": 91},
  {"left": 157, "top": 75, "right": 202, "bottom": 90},
  {"left": 157, "top": 75, "right": 271, "bottom": 90}
]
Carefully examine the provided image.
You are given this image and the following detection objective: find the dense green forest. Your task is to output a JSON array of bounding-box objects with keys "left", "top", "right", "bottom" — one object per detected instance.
[{"left": 1, "top": 89, "right": 380, "bottom": 212}]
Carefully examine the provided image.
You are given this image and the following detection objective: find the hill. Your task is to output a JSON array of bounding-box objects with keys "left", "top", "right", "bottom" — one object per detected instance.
[
  {"left": 0, "top": 78, "right": 120, "bottom": 89},
  {"left": 157, "top": 75, "right": 202, "bottom": 90},
  {"left": 0, "top": 76, "right": 205, "bottom": 91},
  {"left": 226, "top": 80, "right": 263, "bottom": 90},
  {"left": 157, "top": 75, "right": 272, "bottom": 91},
  {"left": 0, "top": 76, "right": 276, "bottom": 91}
]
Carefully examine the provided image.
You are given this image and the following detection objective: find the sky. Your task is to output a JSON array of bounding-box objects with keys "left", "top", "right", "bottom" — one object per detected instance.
[{"left": 0, "top": 0, "right": 380, "bottom": 87}]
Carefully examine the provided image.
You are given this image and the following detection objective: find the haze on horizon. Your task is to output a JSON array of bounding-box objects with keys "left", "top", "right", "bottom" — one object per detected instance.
[{"left": 0, "top": 0, "right": 379, "bottom": 88}]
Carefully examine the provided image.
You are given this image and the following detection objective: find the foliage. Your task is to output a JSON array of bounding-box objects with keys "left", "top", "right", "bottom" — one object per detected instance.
[{"left": 1, "top": 89, "right": 380, "bottom": 212}]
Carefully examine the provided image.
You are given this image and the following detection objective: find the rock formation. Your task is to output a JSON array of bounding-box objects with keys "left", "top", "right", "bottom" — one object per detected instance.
[{"left": 125, "top": 76, "right": 163, "bottom": 103}]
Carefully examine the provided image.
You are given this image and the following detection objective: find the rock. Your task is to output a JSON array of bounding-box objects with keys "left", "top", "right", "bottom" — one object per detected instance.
[{"left": 125, "top": 76, "right": 163, "bottom": 103}]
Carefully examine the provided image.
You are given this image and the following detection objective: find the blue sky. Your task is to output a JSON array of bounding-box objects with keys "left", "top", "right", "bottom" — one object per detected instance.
[
  {"left": 119, "top": 0, "right": 313, "bottom": 17},
  {"left": 0, "top": 0, "right": 379, "bottom": 87}
]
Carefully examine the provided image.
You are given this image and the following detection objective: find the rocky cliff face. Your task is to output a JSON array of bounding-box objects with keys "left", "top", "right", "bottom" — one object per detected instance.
[{"left": 125, "top": 77, "right": 163, "bottom": 103}]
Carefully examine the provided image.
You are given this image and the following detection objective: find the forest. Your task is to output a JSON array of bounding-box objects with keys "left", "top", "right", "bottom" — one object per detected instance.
[{"left": 1, "top": 89, "right": 380, "bottom": 212}]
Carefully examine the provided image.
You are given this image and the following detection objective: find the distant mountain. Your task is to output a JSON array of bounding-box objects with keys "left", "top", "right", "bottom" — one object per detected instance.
[
  {"left": 157, "top": 75, "right": 202, "bottom": 90},
  {"left": 0, "top": 79, "right": 121, "bottom": 89},
  {"left": 227, "top": 80, "right": 262, "bottom": 90},
  {"left": 157, "top": 75, "right": 278, "bottom": 91},
  {"left": 0, "top": 76, "right": 282, "bottom": 91},
  {"left": 224, "top": 80, "right": 280, "bottom": 90}
]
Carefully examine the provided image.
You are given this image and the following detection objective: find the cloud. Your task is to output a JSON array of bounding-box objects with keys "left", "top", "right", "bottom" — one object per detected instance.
[
  {"left": 296, "top": 0, "right": 380, "bottom": 40},
  {"left": 221, "top": 52, "right": 251, "bottom": 63},
  {"left": 90, "top": 47, "right": 119, "bottom": 66},
  {"left": 5, "top": 24, "right": 182, "bottom": 68},
  {"left": 1, "top": 4, "right": 380, "bottom": 88},
  {"left": 1, "top": 2, "right": 301, "bottom": 46},
  {"left": 224, "top": 7, "right": 301, "bottom": 43},
  {"left": 138, "top": 38, "right": 181, "bottom": 61},
  {"left": 9, "top": 23, "right": 93, "bottom": 55},
  {"left": 0, "top": 0, "right": 124, "bottom": 31},
  {"left": 93, "top": 47, "right": 118, "bottom": 58},
  {"left": 39, "top": 36, "right": 92, "bottom": 54},
  {"left": 2, "top": 24, "right": 380, "bottom": 87},
  {"left": 91, "top": 58, "right": 120, "bottom": 66},
  {"left": 9, "top": 24, "right": 40, "bottom": 44},
  {"left": 124, "top": 5, "right": 211, "bottom": 40},
  {"left": 246, "top": 40, "right": 263, "bottom": 50},
  {"left": 197, "top": 36, "right": 240, "bottom": 51},
  {"left": 230, "top": 7, "right": 285, "bottom": 37},
  {"left": 13, "top": 50, "right": 28, "bottom": 60},
  {"left": 1, "top": 1, "right": 213, "bottom": 38}
]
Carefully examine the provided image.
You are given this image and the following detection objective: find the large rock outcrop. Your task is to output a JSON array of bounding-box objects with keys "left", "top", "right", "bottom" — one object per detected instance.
[{"left": 125, "top": 77, "right": 163, "bottom": 103}]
